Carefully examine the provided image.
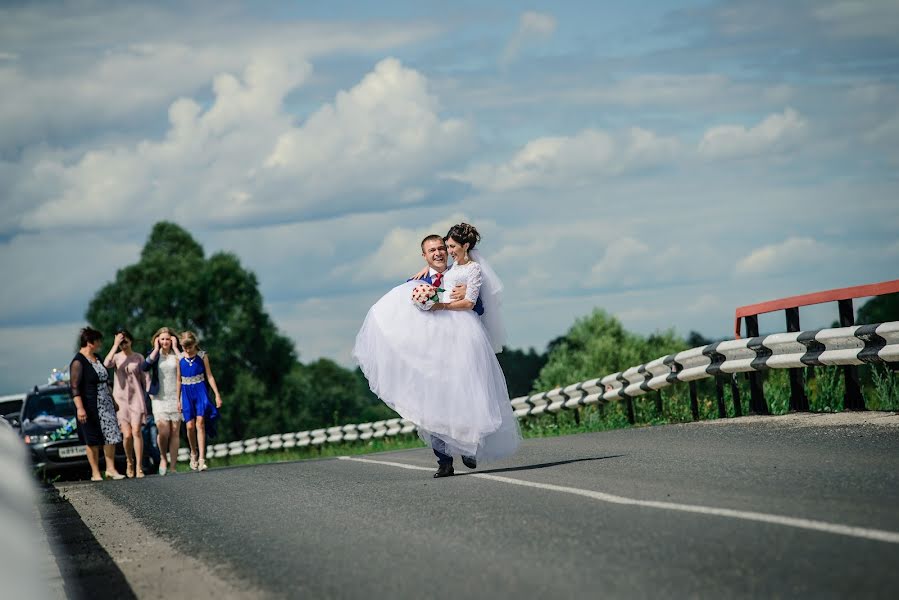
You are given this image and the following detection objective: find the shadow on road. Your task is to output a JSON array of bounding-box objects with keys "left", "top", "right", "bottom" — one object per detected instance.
[
  {"left": 463, "top": 454, "right": 625, "bottom": 476},
  {"left": 40, "top": 485, "right": 137, "bottom": 600}
]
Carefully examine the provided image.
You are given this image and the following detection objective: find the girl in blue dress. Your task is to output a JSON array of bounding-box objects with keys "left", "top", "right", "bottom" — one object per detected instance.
[{"left": 176, "top": 331, "right": 222, "bottom": 472}]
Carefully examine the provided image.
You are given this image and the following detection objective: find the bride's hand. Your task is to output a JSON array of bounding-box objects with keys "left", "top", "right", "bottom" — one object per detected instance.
[
  {"left": 450, "top": 284, "right": 467, "bottom": 301},
  {"left": 410, "top": 266, "right": 429, "bottom": 280}
]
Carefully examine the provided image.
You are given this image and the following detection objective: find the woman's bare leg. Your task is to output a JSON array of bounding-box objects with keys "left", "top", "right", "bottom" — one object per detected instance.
[
  {"left": 157, "top": 420, "right": 171, "bottom": 471},
  {"left": 196, "top": 416, "right": 206, "bottom": 461},
  {"left": 132, "top": 420, "right": 144, "bottom": 476},
  {"left": 121, "top": 423, "right": 135, "bottom": 476},
  {"left": 103, "top": 444, "right": 122, "bottom": 477},
  {"left": 169, "top": 421, "right": 181, "bottom": 472},
  {"left": 86, "top": 445, "right": 101, "bottom": 480}
]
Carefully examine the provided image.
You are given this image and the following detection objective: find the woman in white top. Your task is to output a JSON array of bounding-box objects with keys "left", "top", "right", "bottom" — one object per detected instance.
[
  {"left": 353, "top": 223, "right": 520, "bottom": 477},
  {"left": 142, "top": 327, "right": 182, "bottom": 475}
]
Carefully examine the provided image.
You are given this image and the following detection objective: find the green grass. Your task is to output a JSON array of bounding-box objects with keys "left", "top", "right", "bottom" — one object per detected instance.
[
  {"left": 210, "top": 435, "right": 427, "bottom": 468},
  {"left": 207, "top": 366, "right": 899, "bottom": 470}
]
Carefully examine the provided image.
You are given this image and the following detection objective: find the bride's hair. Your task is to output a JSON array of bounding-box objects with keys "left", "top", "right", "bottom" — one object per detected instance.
[{"left": 445, "top": 222, "right": 481, "bottom": 249}]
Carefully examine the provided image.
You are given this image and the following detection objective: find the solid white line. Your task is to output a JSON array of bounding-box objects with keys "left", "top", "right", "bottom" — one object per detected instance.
[{"left": 338, "top": 456, "right": 899, "bottom": 544}]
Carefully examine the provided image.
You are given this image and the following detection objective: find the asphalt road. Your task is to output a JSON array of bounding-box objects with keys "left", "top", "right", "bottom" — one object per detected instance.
[{"left": 50, "top": 413, "right": 899, "bottom": 599}]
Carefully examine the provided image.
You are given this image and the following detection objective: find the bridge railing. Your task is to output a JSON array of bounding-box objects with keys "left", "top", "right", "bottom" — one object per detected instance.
[{"left": 178, "top": 321, "right": 899, "bottom": 463}]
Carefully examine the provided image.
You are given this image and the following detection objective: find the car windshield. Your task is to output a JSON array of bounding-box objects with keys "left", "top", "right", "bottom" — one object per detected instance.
[{"left": 22, "top": 390, "right": 76, "bottom": 426}]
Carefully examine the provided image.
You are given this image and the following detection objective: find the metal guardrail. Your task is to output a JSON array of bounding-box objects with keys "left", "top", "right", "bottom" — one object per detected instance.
[{"left": 177, "top": 321, "right": 899, "bottom": 462}]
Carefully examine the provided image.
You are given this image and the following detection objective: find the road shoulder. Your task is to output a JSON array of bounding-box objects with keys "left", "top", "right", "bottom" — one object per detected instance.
[{"left": 49, "top": 482, "right": 268, "bottom": 599}]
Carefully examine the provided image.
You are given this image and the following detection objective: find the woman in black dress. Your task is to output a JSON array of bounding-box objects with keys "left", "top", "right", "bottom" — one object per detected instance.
[{"left": 70, "top": 327, "right": 125, "bottom": 481}]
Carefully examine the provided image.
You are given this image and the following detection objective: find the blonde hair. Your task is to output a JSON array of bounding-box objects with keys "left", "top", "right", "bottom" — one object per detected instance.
[
  {"left": 180, "top": 330, "right": 199, "bottom": 350},
  {"left": 152, "top": 327, "right": 177, "bottom": 355}
]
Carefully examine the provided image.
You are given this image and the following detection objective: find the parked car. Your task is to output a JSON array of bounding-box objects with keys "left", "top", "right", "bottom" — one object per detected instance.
[
  {"left": 17, "top": 383, "right": 134, "bottom": 477},
  {"left": 1, "top": 393, "right": 25, "bottom": 426}
]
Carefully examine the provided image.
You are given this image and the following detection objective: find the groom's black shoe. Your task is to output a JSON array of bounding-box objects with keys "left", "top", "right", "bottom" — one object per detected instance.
[
  {"left": 433, "top": 464, "right": 455, "bottom": 478},
  {"left": 461, "top": 455, "right": 477, "bottom": 469}
]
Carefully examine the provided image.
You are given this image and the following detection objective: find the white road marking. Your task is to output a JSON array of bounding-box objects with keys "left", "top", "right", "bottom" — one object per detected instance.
[{"left": 338, "top": 456, "right": 899, "bottom": 544}]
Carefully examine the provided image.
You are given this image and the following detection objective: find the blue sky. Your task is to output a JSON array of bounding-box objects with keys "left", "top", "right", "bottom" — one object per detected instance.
[{"left": 1, "top": 0, "right": 897, "bottom": 393}]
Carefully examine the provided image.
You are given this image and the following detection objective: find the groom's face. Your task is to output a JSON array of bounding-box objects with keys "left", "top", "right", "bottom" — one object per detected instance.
[{"left": 422, "top": 239, "right": 448, "bottom": 272}]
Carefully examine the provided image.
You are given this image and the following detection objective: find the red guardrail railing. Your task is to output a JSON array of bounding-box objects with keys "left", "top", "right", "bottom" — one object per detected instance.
[
  {"left": 734, "top": 279, "right": 899, "bottom": 339},
  {"left": 733, "top": 278, "right": 899, "bottom": 413}
]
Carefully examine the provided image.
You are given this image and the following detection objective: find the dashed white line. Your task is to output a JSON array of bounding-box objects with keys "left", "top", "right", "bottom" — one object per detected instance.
[{"left": 338, "top": 455, "right": 899, "bottom": 544}]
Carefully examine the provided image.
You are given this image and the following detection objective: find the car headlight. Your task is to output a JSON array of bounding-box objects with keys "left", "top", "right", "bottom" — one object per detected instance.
[{"left": 24, "top": 434, "right": 50, "bottom": 444}]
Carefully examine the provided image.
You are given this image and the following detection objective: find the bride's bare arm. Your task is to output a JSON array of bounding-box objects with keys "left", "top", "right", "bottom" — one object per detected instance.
[{"left": 433, "top": 265, "right": 479, "bottom": 311}]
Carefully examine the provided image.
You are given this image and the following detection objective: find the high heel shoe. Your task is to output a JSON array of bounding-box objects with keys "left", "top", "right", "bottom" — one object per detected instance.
[
  {"left": 126, "top": 460, "right": 135, "bottom": 478},
  {"left": 104, "top": 471, "right": 125, "bottom": 480},
  {"left": 198, "top": 459, "right": 208, "bottom": 472},
  {"left": 136, "top": 469, "right": 145, "bottom": 478},
  {"left": 189, "top": 453, "right": 198, "bottom": 471}
]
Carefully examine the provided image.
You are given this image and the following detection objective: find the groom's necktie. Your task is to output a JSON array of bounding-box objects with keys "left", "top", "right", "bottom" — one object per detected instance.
[{"left": 432, "top": 272, "right": 443, "bottom": 288}]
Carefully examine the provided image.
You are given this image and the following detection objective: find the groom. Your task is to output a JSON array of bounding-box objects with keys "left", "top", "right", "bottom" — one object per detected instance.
[{"left": 414, "top": 234, "right": 483, "bottom": 478}]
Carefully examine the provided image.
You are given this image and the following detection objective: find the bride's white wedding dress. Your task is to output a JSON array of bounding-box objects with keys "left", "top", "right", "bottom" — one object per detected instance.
[{"left": 353, "top": 258, "right": 520, "bottom": 462}]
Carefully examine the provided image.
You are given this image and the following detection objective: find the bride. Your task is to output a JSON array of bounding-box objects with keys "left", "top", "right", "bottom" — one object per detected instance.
[{"left": 353, "top": 223, "right": 521, "bottom": 477}]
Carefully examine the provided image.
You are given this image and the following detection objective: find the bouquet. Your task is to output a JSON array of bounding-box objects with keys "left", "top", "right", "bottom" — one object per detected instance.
[{"left": 411, "top": 283, "right": 442, "bottom": 311}]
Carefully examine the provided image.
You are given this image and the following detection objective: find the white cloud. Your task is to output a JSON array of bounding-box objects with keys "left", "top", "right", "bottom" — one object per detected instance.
[
  {"left": 590, "top": 237, "right": 651, "bottom": 286},
  {"left": 735, "top": 237, "right": 830, "bottom": 275},
  {"left": 264, "top": 57, "right": 472, "bottom": 203},
  {"left": 333, "top": 212, "right": 473, "bottom": 284},
  {"left": 0, "top": 3, "right": 440, "bottom": 150},
  {"left": 813, "top": 0, "right": 899, "bottom": 38},
  {"left": 698, "top": 108, "right": 807, "bottom": 160},
  {"left": 13, "top": 57, "right": 472, "bottom": 233},
  {"left": 451, "top": 127, "right": 681, "bottom": 192},
  {"left": 501, "top": 11, "right": 557, "bottom": 67}
]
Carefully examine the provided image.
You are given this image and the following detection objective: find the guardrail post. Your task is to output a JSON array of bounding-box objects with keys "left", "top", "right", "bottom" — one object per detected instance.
[
  {"left": 625, "top": 395, "right": 636, "bottom": 425},
  {"left": 715, "top": 376, "right": 727, "bottom": 418},
  {"left": 838, "top": 299, "right": 866, "bottom": 410},
  {"left": 689, "top": 381, "right": 699, "bottom": 421},
  {"left": 654, "top": 391, "right": 663, "bottom": 417},
  {"left": 730, "top": 374, "right": 743, "bottom": 417},
  {"left": 745, "top": 315, "right": 769, "bottom": 415},
  {"left": 785, "top": 308, "right": 810, "bottom": 411}
]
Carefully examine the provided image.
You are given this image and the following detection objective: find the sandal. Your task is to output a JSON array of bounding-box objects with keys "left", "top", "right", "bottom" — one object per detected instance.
[
  {"left": 198, "top": 459, "right": 208, "bottom": 472},
  {"left": 126, "top": 461, "right": 135, "bottom": 478},
  {"left": 189, "top": 453, "right": 198, "bottom": 471},
  {"left": 136, "top": 469, "right": 145, "bottom": 479}
]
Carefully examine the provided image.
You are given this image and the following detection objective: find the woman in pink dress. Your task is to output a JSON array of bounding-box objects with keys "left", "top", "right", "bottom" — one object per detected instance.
[{"left": 104, "top": 329, "right": 149, "bottom": 478}]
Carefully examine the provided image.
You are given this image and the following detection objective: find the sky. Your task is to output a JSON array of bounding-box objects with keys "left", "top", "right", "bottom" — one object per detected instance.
[{"left": 1, "top": 0, "right": 897, "bottom": 394}]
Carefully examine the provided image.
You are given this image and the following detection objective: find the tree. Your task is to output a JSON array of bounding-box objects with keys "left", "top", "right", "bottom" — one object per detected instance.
[
  {"left": 87, "top": 222, "right": 297, "bottom": 440},
  {"left": 533, "top": 309, "right": 688, "bottom": 391},
  {"left": 498, "top": 346, "right": 548, "bottom": 398},
  {"left": 857, "top": 293, "right": 899, "bottom": 325}
]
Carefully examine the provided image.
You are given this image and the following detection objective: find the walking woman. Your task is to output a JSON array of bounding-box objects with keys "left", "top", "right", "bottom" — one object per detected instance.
[
  {"left": 142, "top": 327, "right": 182, "bottom": 475},
  {"left": 104, "top": 329, "right": 148, "bottom": 478},
  {"left": 177, "top": 331, "right": 222, "bottom": 472},
  {"left": 70, "top": 327, "right": 125, "bottom": 481}
]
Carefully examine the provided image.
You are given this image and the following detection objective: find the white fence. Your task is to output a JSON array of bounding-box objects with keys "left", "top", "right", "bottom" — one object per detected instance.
[{"left": 177, "top": 321, "right": 899, "bottom": 462}]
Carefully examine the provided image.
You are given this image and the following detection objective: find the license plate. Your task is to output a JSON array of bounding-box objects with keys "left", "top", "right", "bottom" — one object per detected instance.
[{"left": 58, "top": 445, "right": 86, "bottom": 458}]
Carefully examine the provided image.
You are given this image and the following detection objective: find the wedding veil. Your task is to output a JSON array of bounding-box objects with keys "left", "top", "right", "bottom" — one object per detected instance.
[{"left": 470, "top": 249, "right": 506, "bottom": 353}]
